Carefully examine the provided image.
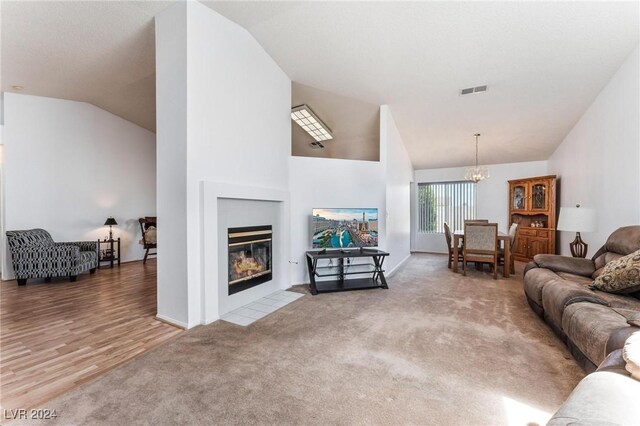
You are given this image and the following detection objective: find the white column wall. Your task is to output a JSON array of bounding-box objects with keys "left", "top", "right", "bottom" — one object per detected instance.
[
  {"left": 156, "top": 2, "right": 291, "bottom": 327},
  {"left": 380, "top": 106, "right": 414, "bottom": 273}
]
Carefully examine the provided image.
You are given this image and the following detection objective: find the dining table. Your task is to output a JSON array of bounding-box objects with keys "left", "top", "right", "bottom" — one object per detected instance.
[{"left": 452, "top": 229, "right": 511, "bottom": 278}]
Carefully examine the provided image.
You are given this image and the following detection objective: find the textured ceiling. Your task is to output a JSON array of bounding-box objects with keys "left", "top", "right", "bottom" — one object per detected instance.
[
  {"left": 204, "top": 1, "right": 639, "bottom": 169},
  {"left": 1, "top": 1, "right": 172, "bottom": 132},
  {"left": 2, "top": 1, "right": 639, "bottom": 168}
]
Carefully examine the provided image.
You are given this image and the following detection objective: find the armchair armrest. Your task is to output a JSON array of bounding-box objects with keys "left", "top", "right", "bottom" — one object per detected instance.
[
  {"left": 533, "top": 254, "right": 595, "bottom": 277},
  {"left": 56, "top": 241, "right": 98, "bottom": 252}
]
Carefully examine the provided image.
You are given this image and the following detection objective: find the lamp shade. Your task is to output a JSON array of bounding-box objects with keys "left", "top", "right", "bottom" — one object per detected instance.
[
  {"left": 557, "top": 207, "right": 596, "bottom": 233},
  {"left": 104, "top": 217, "right": 118, "bottom": 226}
]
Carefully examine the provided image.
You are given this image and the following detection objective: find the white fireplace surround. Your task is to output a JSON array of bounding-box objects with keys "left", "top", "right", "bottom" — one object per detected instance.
[{"left": 202, "top": 181, "right": 291, "bottom": 323}]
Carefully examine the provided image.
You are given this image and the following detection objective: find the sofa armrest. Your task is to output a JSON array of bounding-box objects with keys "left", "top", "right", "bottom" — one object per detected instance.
[
  {"left": 532, "top": 254, "right": 595, "bottom": 277},
  {"left": 57, "top": 241, "right": 98, "bottom": 252},
  {"left": 606, "top": 326, "right": 640, "bottom": 356},
  {"left": 523, "top": 261, "right": 538, "bottom": 276}
]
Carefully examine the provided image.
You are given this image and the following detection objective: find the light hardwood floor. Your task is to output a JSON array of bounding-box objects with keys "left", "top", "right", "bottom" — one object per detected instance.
[{"left": 0, "top": 260, "right": 182, "bottom": 415}]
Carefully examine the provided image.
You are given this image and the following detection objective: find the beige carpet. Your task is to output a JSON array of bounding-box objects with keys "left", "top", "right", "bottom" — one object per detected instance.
[{"left": 27, "top": 254, "right": 584, "bottom": 425}]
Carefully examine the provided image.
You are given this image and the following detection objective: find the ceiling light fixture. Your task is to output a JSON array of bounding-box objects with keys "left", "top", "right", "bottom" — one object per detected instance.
[
  {"left": 464, "top": 133, "right": 490, "bottom": 183},
  {"left": 291, "top": 104, "right": 333, "bottom": 142},
  {"left": 11, "top": 85, "right": 24, "bottom": 91}
]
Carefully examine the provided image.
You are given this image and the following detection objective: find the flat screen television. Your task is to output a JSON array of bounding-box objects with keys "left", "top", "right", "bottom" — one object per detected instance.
[{"left": 312, "top": 208, "right": 378, "bottom": 248}]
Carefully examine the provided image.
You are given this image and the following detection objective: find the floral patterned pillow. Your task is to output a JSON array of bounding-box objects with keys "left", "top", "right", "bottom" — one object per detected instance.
[{"left": 590, "top": 249, "right": 640, "bottom": 294}]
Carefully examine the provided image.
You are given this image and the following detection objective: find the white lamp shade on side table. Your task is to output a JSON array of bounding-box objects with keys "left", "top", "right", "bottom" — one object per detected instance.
[
  {"left": 557, "top": 207, "right": 597, "bottom": 233},
  {"left": 557, "top": 206, "right": 597, "bottom": 258}
]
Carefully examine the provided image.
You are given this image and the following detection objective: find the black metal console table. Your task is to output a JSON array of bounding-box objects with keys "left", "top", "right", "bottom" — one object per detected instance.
[{"left": 305, "top": 248, "right": 389, "bottom": 295}]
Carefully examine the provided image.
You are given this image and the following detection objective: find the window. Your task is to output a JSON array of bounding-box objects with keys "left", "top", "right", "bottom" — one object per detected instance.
[{"left": 418, "top": 181, "right": 476, "bottom": 233}]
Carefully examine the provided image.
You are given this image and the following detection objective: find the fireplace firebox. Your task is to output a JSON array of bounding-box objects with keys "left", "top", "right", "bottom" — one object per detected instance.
[{"left": 228, "top": 225, "right": 272, "bottom": 295}]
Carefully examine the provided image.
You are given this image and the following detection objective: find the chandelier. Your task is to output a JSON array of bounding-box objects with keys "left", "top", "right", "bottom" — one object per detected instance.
[{"left": 464, "top": 133, "right": 490, "bottom": 183}]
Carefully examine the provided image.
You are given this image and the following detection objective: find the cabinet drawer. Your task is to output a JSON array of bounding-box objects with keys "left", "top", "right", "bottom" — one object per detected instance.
[
  {"left": 537, "top": 230, "right": 550, "bottom": 238},
  {"left": 520, "top": 228, "right": 537, "bottom": 237}
]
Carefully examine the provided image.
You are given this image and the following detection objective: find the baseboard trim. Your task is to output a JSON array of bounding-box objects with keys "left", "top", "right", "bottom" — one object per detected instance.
[
  {"left": 410, "top": 250, "right": 447, "bottom": 255},
  {"left": 387, "top": 254, "right": 411, "bottom": 277},
  {"left": 155, "top": 314, "right": 189, "bottom": 330}
]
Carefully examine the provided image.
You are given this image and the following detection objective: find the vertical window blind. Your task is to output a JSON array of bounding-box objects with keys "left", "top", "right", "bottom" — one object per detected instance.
[{"left": 418, "top": 181, "right": 477, "bottom": 233}]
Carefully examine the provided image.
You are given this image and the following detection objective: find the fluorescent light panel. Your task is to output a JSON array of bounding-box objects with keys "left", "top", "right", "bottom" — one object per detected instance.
[{"left": 291, "top": 105, "right": 333, "bottom": 142}]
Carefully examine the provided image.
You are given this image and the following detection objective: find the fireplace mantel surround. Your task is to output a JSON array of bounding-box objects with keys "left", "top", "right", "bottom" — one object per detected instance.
[{"left": 202, "top": 182, "right": 290, "bottom": 324}]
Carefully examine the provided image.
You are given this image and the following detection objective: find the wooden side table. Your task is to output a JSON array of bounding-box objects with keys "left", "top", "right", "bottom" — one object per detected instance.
[{"left": 98, "top": 238, "right": 121, "bottom": 268}]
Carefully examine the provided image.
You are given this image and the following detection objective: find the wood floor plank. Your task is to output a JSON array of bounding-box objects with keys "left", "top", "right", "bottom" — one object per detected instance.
[{"left": 0, "top": 260, "right": 182, "bottom": 416}]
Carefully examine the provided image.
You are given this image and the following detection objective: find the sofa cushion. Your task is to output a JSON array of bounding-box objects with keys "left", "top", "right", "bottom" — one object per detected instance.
[
  {"left": 604, "top": 225, "right": 640, "bottom": 256},
  {"left": 556, "top": 272, "right": 594, "bottom": 286},
  {"left": 562, "top": 303, "right": 631, "bottom": 366},
  {"left": 541, "top": 280, "right": 607, "bottom": 329},
  {"left": 591, "top": 249, "right": 640, "bottom": 294},
  {"left": 547, "top": 370, "right": 640, "bottom": 426},
  {"left": 145, "top": 226, "right": 157, "bottom": 245}
]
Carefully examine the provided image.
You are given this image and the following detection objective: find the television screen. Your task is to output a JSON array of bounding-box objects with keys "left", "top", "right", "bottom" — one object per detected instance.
[{"left": 312, "top": 208, "right": 378, "bottom": 248}]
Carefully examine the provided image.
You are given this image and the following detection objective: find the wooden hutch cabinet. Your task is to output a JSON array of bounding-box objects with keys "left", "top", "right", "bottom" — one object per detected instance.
[{"left": 508, "top": 175, "right": 557, "bottom": 262}]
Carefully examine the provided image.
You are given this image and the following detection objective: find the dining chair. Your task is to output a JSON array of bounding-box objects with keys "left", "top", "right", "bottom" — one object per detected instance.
[
  {"left": 463, "top": 223, "right": 499, "bottom": 279},
  {"left": 443, "top": 222, "right": 463, "bottom": 269},
  {"left": 499, "top": 223, "right": 519, "bottom": 274},
  {"left": 464, "top": 219, "right": 489, "bottom": 225}
]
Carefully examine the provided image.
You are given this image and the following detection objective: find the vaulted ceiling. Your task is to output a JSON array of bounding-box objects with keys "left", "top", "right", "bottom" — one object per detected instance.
[
  {"left": 1, "top": 1, "right": 170, "bottom": 132},
  {"left": 2, "top": 1, "right": 638, "bottom": 169}
]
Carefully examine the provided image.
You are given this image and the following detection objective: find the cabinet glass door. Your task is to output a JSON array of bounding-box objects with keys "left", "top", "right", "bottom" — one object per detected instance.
[
  {"left": 530, "top": 182, "right": 549, "bottom": 211},
  {"left": 512, "top": 185, "right": 527, "bottom": 210}
]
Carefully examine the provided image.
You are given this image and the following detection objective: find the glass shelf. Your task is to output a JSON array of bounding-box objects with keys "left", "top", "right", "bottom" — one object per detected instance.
[{"left": 314, "top": 263, "right": 383, "bottom": 277}]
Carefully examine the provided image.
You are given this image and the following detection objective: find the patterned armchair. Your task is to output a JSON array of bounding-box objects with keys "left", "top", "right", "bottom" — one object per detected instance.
[{"left": 6, "top": 229, "right": 98, "bottom": 285}]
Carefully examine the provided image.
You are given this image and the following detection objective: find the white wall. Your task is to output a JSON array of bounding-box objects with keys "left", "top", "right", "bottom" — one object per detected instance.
[
  {"left": 380, "top": 106, "right": 413, "bottom": 273},
  {"left": 413, "top": 160, "right": 548, "bottom": 253},
  {"left": 2, "top": 93, "right": 156, "bottom": 279},
  {"left": 156, "top": 2, "right": 291, "bottom": 327},
  {"left": 155, "top": 1, "right": 189, "bottom": 326},
  {"left": 548, "top": 46, "right": 640, "bottom": 256},
  {"left": 288, "top": 156, "right": 387, "bottom": 284}
]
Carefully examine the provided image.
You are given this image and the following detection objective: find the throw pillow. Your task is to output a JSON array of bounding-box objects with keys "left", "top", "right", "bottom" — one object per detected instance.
[
  {"left": 623, "top": 331, "right": 640, "bottom": 381},
  {"left": 590, "top": 249, "right": 640, "bottom": 294},
  {"left": 145, "top": 226, "right": 157, "bottom": 245}
]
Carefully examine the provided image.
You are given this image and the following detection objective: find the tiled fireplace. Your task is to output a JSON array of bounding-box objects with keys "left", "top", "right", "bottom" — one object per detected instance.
[{"left": 202, "top": 181, "right": 289, "bottom": 322}]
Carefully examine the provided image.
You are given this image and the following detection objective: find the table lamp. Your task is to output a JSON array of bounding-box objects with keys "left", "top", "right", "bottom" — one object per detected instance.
[
  {"left": 557, "top": 205, "right": 596, "bottom": 258},
  {"left": 104, "top": 217, "right": 118, "bottom": 240}
]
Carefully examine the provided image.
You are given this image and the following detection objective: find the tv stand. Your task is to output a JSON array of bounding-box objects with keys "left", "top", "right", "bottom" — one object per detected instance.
[{"left": 305, "top": 248, "right": 389, "bottom": 295}]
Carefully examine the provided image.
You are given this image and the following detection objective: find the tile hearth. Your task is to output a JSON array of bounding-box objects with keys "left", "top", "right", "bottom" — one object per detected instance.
[{"left": 221, "top": 290, "right": 303, "bottom": 326}]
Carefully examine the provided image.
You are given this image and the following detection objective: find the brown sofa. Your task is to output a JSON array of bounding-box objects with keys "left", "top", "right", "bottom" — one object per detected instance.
[
  {"left": 523, "top": 225, "right": 640, "bottom": 372},
  {"left": 523, "top": 226, "right": 640, "bottom": 425}
]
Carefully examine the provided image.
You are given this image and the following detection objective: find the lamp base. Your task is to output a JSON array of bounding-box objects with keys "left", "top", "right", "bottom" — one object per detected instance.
[{"left": 569, "top": 232, "right": 588, "bottom": 258}]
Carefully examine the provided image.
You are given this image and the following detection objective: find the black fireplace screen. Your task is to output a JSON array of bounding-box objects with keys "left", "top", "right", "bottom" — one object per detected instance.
[{"left": 228, "top": 225, "right": 272, "bottom": 295}]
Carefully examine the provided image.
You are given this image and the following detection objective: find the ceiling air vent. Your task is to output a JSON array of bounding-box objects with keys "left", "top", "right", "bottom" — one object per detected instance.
[{"left": 460, "top": 85, "right": 488, "bottom": 95}]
